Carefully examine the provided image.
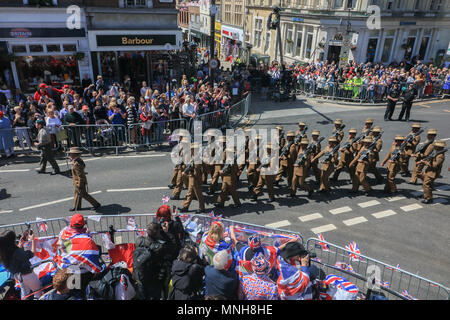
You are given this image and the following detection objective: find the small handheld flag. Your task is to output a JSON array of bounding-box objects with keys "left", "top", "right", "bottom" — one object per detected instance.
[
  {"left": 162, "top": 195, "right": 170, "bottom": 204},
  {"left": 345, "top": 242, "right": 362, "bottom": 261}
]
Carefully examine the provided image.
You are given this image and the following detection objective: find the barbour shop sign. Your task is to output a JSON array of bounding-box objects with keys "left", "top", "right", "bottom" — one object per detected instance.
[{"left": 96, "top": 34, "right": 176, "bottom": 47}]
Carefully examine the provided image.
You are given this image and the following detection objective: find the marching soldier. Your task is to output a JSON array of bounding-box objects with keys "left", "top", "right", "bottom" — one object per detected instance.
[
  {"left": 202, "top": 131, "right": 215, "bottom": 185},
  {"left": 349, "top": 137, "right": 373, "bottom": 195},
  {"left": 179, "top": 143, "right": 206, "bottom": 213},
  {"left": 207, "top": 135, "right": 226, "bottom": 195},
  {"left": 295, "top": 121, "right": 308, "bottom": 141},
  {"left": 381, "top": 135, "right": 406, "bottom": 195},
  {"left": 237, "top": 128, "right": 251, "bottom": 179},
  {"left": 311, "top": 137, "right": 339, "bottom": 194},
  {"left": 170, "top": 133, "right": 190, "bottom": 200},
  {"left": 331, "top": 128, "right": 358, "bottom": 182},
  {"left": 291, "top": 138, "right": 313, "bottom": 198},
  {"left": 215, "top": 146, "right": 242, "bottom": 208},
  {"left": 367, "top": 126, "right": 384, "bottom": 184},
  {"left": 309, "top": 130, "right": 322, "bottom": 183},
  {"left": 251, "top": 143, "right": 277, "bottom": 202},
  {"left": 332, "top": 119, "right": 345, "bottom": 143},
  {"left": 247, "top": 134, "right": 262, "bottom": 191},
  {"left": 362, "top": 118, "right": 374, "bottom": 134},
  {"left": 34, "top": 119, "right": 60, "bottom": 175},
  {"left": 420, "top": 140, "right": 447, "bottom": 204},
  {"left": 276, "top": 125, "right": 285, "bottom": 149},
  {"left": 68, "top": 147, "right": 101, "bottom": 212},
  {"left": 274, "top": 131, "right": 297, "bottom": 187},
  {"left": 399, "top": 123, "right": 422, "bottom": 177},
  {"left": 410, "top": 129, "right": 437, "bottom": 185}
]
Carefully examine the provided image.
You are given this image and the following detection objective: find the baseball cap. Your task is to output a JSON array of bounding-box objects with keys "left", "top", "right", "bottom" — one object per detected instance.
[{"left": 70, "top": 214, "right": 85, "bottom": 228}]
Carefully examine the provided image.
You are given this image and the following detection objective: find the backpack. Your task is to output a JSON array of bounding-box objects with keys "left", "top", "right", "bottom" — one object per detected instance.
[
  {"left": 94, "top": 264, "right": 133, "bottom": 300},
  {"left": 132, "top": 237, "right": 165, "bottom": 284}
]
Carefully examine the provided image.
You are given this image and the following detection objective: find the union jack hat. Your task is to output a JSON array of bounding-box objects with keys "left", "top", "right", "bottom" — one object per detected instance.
[
  {"left": 251, "top": 253, "right": 270, "bottom": 275},
  {"left": 248, "top": 234, "right": 262, "bottom": 250}
]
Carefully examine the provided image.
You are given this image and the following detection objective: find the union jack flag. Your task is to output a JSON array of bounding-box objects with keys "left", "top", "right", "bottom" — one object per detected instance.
[
  {"left": 324, "top": 274, "right": 359, "bottom": 294},
  {"left": 345, "top": 242, "right": 362, "bottom": 261},
  {"left": 162, "top": 195, "right": 170, "bottom": 204},
  {"left": 316, "top": 233, "right": 330, "bottom": 252},
  {"left": 401, "top": 290, "right": 418, "bottom": 300},
  {"left": 126, "top": 217, "right": 137, "bottom": 231},
  {"left": 334, "top": 262, "right": 354, "bottom": 273},
  {"left": 377, "top": 280, "right": 390, "bottom": 288},
  {"left": 38, "top": 222, "right": 48, "bottom": 233},
  {"left": 208, "top": 210, "right": 222, "bottom": 221}
]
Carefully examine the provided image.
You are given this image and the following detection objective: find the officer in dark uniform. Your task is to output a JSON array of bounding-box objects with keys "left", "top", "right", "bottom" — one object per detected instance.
[
  {"left": 34, "top": 119, "right": 60, "bottom": 175},
  {"left": 397, "top": 83, "right": 416, "bottom": 122},
  {"left": 384, "top": 84, "right": 400, "bottom": 121},
  {"left": 68, "top": 147, "right": 101, "bottom": 212}
]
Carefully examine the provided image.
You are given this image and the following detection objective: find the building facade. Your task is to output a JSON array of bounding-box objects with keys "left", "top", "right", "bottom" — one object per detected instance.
[
  {"left": 245, "top": 0, "right": 450, "bottom": 67},
  {"left": 220, "top": 0, "right": 246, "bottom": 62}
]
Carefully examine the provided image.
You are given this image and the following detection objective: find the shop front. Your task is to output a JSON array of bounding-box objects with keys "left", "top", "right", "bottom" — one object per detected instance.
[
  {"left": 88, "top": 29, "right": 181, "bottom": 90},
  {"left": 0, "top": 27, "right": 89, "bottom": 93},
  {"left": 221, "top": 24, "right": 244, "bottom": 63}
]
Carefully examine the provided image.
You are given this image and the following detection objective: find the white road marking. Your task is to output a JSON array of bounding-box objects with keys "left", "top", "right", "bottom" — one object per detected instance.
[
  {"left": 386, "top": 196, "right": 406, "bottom": 202},
  {"left": 105, "top": 154, "right": 167, "bottom": 159},
  {"left": 358, "top": 200, "right": 380, "bottom": 208},
  {"left": 372, "top": 210, "right": 397, "bottom": 219},
  {"left": 329, "top": 206, "right": 352, "bottom": 215},
  {"left": 265, "top": 220, "right": 291, "bottom": 229},
  {"left": 0, "top": 169, "right": 30, "bottom": 173},
  {"left": 298, "top": 213, "right": 323, "bottom": 222},
  {"left": 19, "top": 191, "right": 102, "bottom": 211},
  {"left": 400, "top": 204, "right": 423, "bottom": 212},
  {"left": 343, "top": 216, "right": 368, "bottom": 226},
  {"left": 107, "top": 187, "right": 169, "bottom": 192},
  {"left": 0, "top": 210, "right": 13, "bottom": 214},
  {"left": 311, "top": 224, "right": 337, "bottom": 234}
]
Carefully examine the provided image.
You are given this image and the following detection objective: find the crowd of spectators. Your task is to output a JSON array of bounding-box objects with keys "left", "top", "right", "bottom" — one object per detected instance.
[
  {"left": 0, "top": 63, "right": 251, "bottom": 157},
  {"left": 1, "top": 208, "right": 369, "bottom": 301}
]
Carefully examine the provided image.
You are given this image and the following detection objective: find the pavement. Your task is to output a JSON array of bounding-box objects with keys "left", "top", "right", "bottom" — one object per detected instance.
[{"left": 1, "top": 95, "right": 449, "bottom": 290}]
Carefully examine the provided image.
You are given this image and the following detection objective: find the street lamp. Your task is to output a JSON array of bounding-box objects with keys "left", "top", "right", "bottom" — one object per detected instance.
[{"left": 267, "top": 6, "right": 283, "bottom": 66}]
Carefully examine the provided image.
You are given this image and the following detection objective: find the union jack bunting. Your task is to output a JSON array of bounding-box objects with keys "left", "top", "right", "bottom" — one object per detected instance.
[
  {"left": 324, "top": 274, "right": 359, "bottom": 294},
  {"left": 161, "top": 195, "right": 170, "bottom": 204},
  {"left": 316, "top": 233, "right": 330, "bottom": 251},
  {"left": 345, "top": 242, "right": 362, "bottom": 261},
  {"left": 401, "top": 290, "right": 418, "bottom": 300}
]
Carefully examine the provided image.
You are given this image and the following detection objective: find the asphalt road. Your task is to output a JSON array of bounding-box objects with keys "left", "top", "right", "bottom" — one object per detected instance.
[{"left": 1, "top": 96, "right": 449, "bottom": 291}]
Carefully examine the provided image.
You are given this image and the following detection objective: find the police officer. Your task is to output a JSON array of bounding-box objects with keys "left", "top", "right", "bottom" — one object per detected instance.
[
  {"left": 251, "top": 143, "right": 277, "bottom": 202},
  {"left": 400, "top": 123, "right": 422, "bottom": 177},
  {"left": 420, "top": 140, "right": 446, "bottom": 204},
  {"left": 179, "top": 143, "right": 205, "bottom": 213},
  {"left": 215, "top": 146, "right": 242, "bottom": 208},
  {"left": 332, "top": 128, "right": 357, "bottom": 182},
  {"left": 350, "top": 137, "right": 373, "bottom": 195},
  {"left": 274, "top": 131, "right": 296, "bottom": 187},
  {"left": 384, "top": 84, "right": 400, "bottom": 121},
  {"left": 381, "top": 135, "right": 406, "bottom": 195},
  {"left": 34, "top": 119, "right": 60, "bottom": 175},
  {"left": 397, "top": 83, "right": 416, "bottom": 122},
  {"left": 68, "top": 147, "right": 101, "bottom": 212},
  {"left": 311, "top": 137, "right": 339, "bottom": 194},
  {"left": 291, "top": 138, "right": 313, "bottom": 198},
  {"left": 410, "top": 128, "right": 437, "bottom": 185}
]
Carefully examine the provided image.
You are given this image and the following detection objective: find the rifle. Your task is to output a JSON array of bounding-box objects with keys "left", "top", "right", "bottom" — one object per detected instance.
[
  {"left": 358, "top": 132, "right": 383, "bottom": 161},
  {"left": 222, "top": 145, "right": 244, "bottom": 174},
  {"left": 280, "top": 140, "right": 294, "bottom": 158},
  {"left": 183, "top": 150, "right": 202, "bottom": 175},
  {"left": 333, "top": 124, "right": 346, "bottom": 140},
  {"left": 353, "top": 128, "right": 372, "bottom": 145},
  {"left": 294, "top": 137, "right": 325, "bottom": 166},
  {"left": 294, "top": 126, "right": 308, "bottom": 144},
  {"left": 320, "top": 143, "right": 341, "bottom": 164},
  {"left": 403, "top": 129, "right": 423, "bottom": 147},
  {"left": 420, "top": 148, "right": 447, "bottom": 163},
  {"left": 414, "top": 139, "right": 434, "bottom": 157},
  {"left": 390, "top": 142, "right": 408, "bottom": 162}
]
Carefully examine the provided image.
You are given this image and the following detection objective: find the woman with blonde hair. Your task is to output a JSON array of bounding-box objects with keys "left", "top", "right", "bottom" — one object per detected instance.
[{"left": 199, "top": 221, "right": 235, "bottom": 268}]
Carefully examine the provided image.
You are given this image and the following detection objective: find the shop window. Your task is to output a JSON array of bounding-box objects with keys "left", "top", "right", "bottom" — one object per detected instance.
[
  {"left": 295, "top": 31, "right": 303, "bottom": 57},
  {"left": 29, "top": 44, "right": 43, "bottom": 53},
  {"left": 46, "top": 44, "right": 61, "bottom": 52},
  {"left": 63, "top": 44, "right": 77, "bottom": 52},
  {"left": 126, "top": 0, "right": 147, "bottom": 7},
  {"left": 12, "top": 45, "right": 27, "bottom": 53}
]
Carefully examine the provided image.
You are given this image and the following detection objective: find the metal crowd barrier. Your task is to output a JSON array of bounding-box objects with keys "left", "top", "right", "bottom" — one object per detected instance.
[
  {"left": 295, "top": 80, "right": 445, "bottom": 103},
  {"left": 0, "top": 127, "right": 38, "bottom": 156},
  {"left": 58, "top": 124, "right": 127, "bottom": 155},
  {"left": 305, "top": 237, "right": 450, "bottom": 300},
  {"left": 127, "top": 118, "right": 187, "bottom": 150}
]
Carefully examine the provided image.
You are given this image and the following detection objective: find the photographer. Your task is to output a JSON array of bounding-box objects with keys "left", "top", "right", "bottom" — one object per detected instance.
[
  {"left": 0, "top": 229, "right": 42, "bottom": 299},
  {"left": 154, "top": 204, "right": 185, "bottom": 258},
  {"left": 276, "top": 241, "right": 312, "bottom": 300}
]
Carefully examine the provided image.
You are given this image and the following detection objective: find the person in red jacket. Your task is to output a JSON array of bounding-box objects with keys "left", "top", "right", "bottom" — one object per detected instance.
[{"left": 33, "top": 83, "right": 64, "bottom": 102}]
